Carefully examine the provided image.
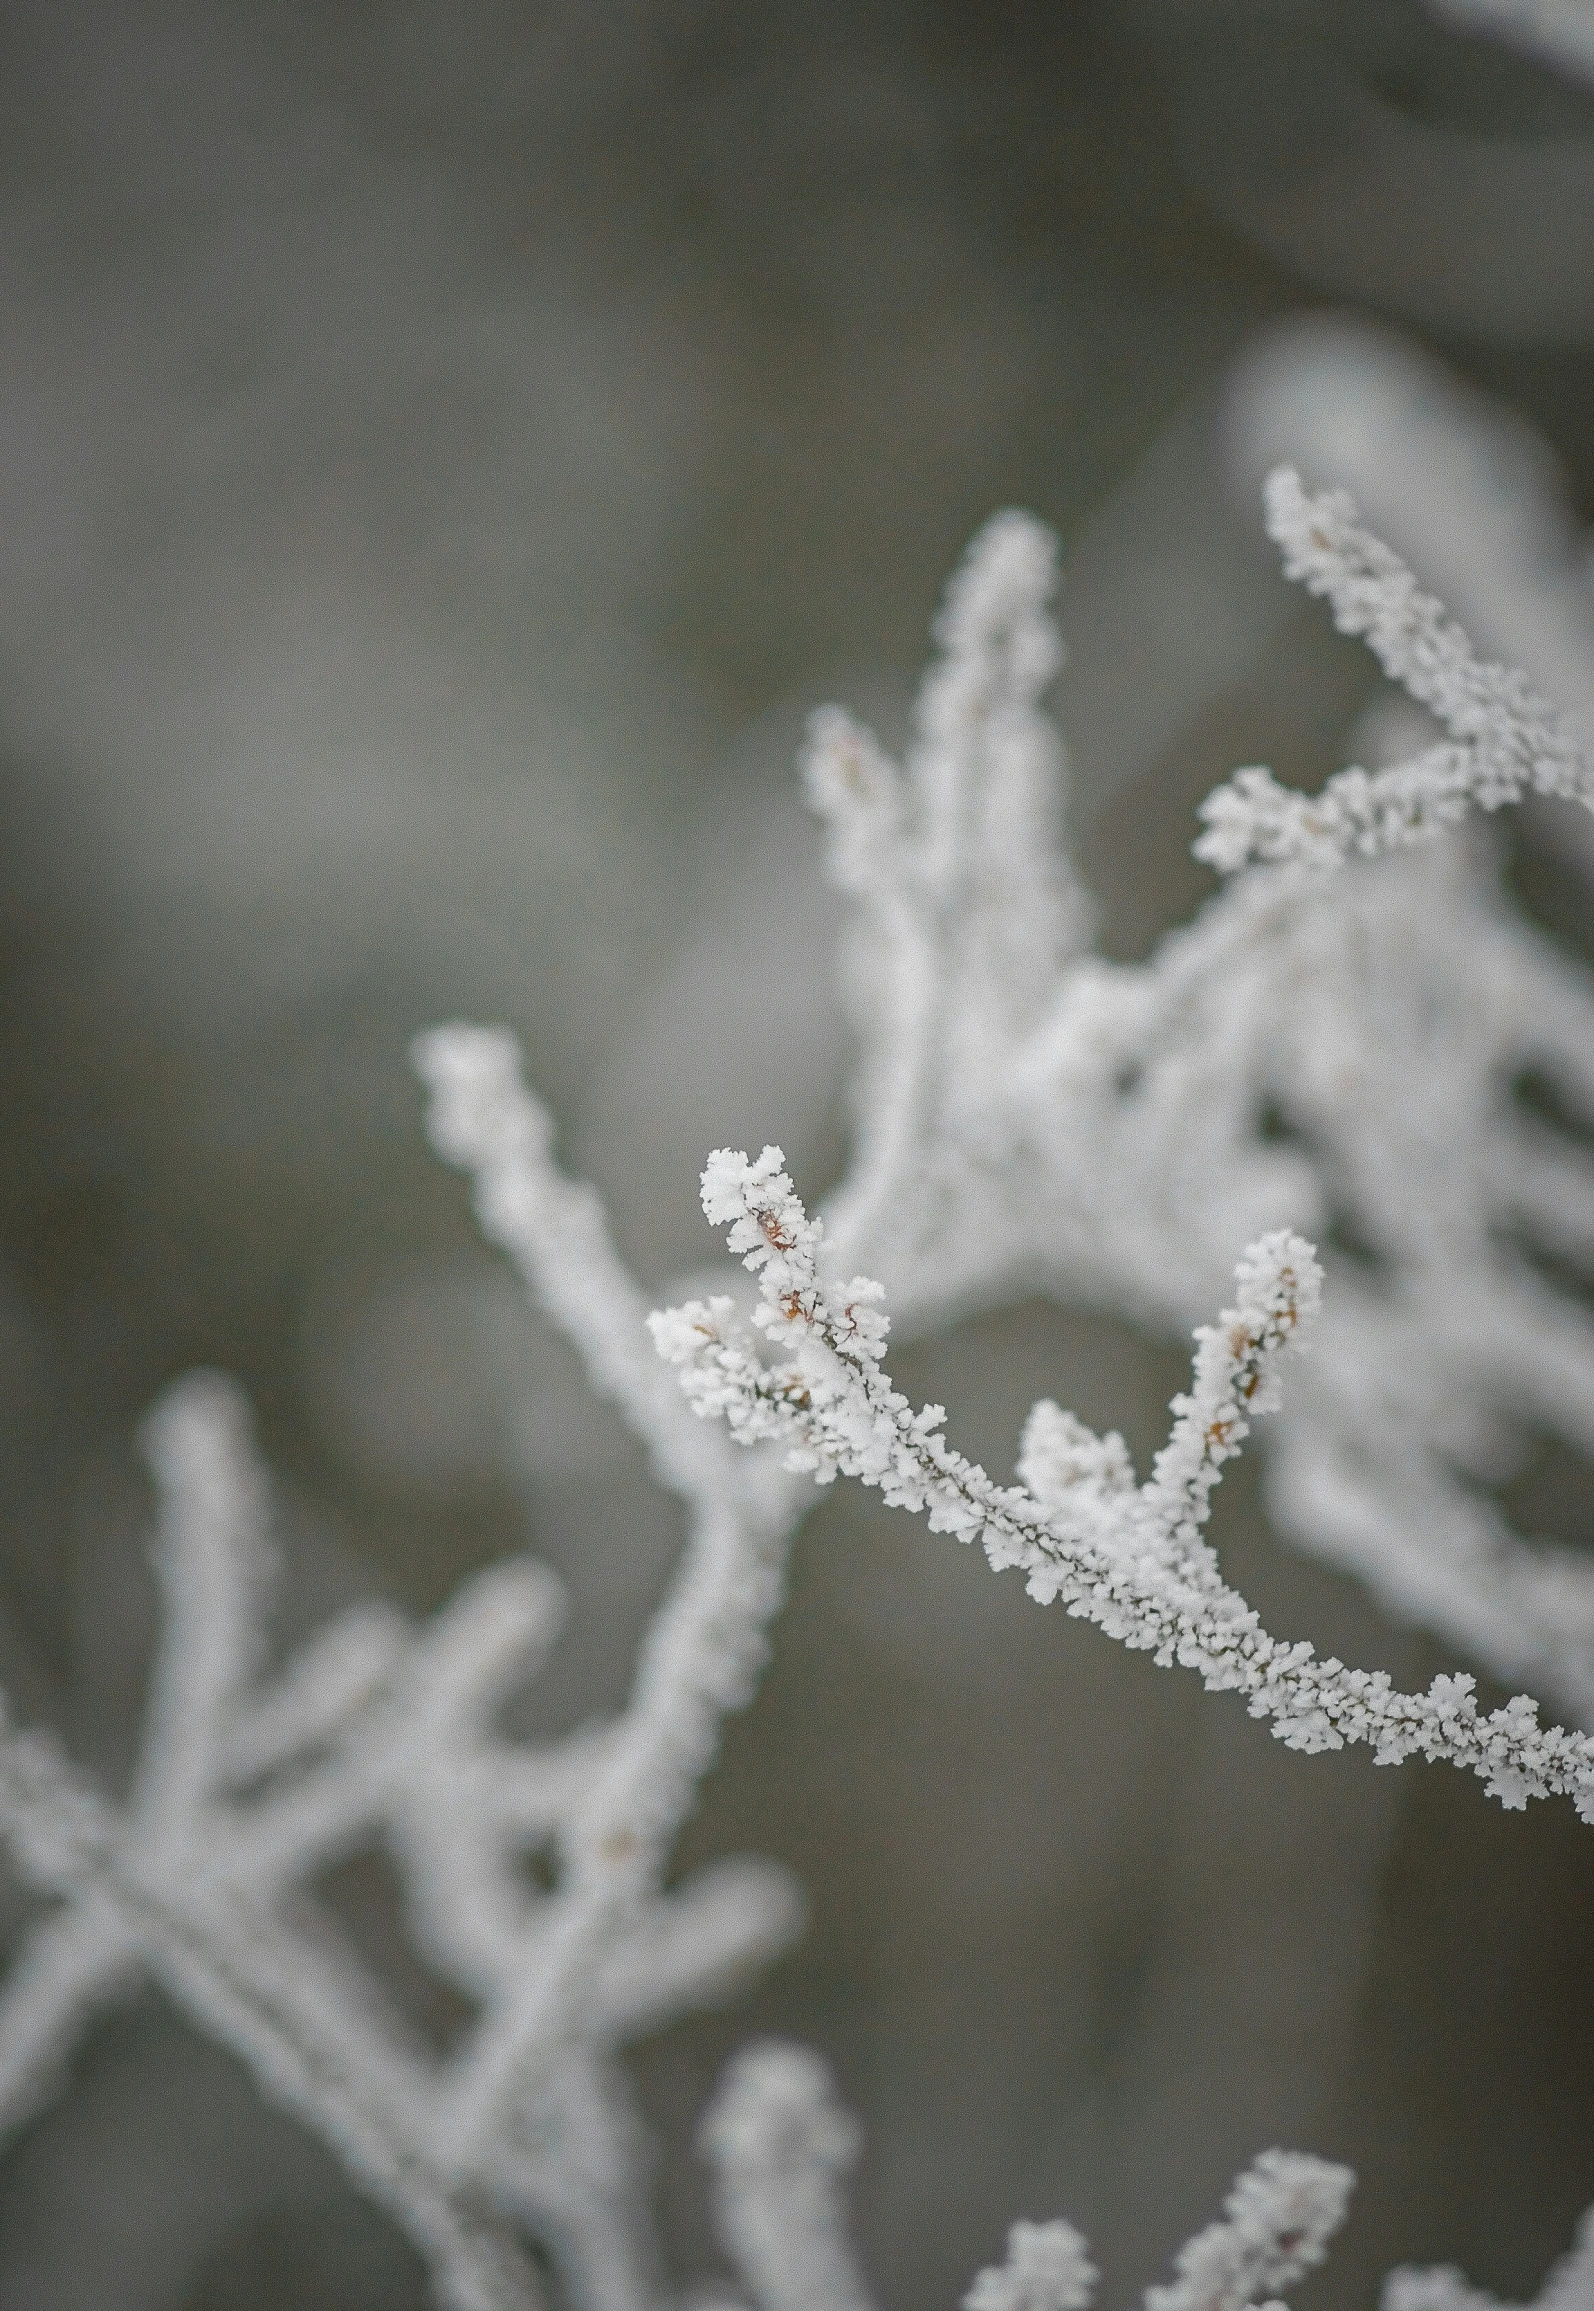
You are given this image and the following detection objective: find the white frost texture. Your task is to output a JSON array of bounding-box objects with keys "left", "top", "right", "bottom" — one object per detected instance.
[
  {"left": 5, "top": 475, "right": 1594, "bottom": 2304},
  {"left": 685, "top": 474, "right": 1594, "bottom": 1733}
]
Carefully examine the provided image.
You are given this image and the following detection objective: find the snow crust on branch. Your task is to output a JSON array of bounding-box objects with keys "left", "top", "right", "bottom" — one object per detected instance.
[
  {"left": 1195, "top": 472, "right": 1594, "bottom": 874},
  {"left": 655, "top": 1150, "right": 1594, "bottom": 1817}
]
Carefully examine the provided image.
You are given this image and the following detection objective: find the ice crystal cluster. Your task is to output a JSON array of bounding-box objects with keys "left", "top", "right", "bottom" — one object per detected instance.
[{"left": 4, "top": 463, "right": 1594, "bottom": 2311}]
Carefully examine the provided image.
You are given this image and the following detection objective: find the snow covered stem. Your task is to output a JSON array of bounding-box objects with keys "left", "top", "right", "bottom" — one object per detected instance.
[{"left": 652, "top": 1148, "right": 1594, "bottom": 1821}]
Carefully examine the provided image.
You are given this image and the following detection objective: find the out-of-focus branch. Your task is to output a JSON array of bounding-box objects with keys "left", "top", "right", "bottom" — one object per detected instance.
[
  {"left": 1426, "top": 0, "right": 1594, "bottom": 87},
  {"left": 0, "top": 1049, "right": 814, "bottom": 2311},
  {"left": 699, "top": 2044, "right": 1350, "bottom": 2311},
  {"left": 700, "top": 2042, "right": 877, "bottom": 2311},
  {"left": 1196, "top": 472, "right": 1594, "bottom": 873}
]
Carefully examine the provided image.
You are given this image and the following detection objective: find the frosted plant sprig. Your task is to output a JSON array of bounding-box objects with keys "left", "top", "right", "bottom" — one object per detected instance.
[
  {"left": 697, "top": 2043, "right": 1349, "bottom": 2311},
  {"left": 962, "top": 2220, "right": 1098, "bottom": 2311},
  {"left": 0, "top": 1374, "right": 543, "bottom": 2311},
  {"left": 0, "top": 1034, "right": 820, "bottom": 2311},
  {"left": 1383, "top": 2201, "right": 1594, "bottom": 2311},
  {"left": 698, "top": 2041, "right": 876, "bottom": 2311},
  {"left": 9, "top": 455, "right": 1594, "bottom": 2308},
  {"left": 654, "top": 1150, "right": 1594, "bottom": 1817},
  {"left": 0, "top": 1365, "right": 806, "bottom": 2311},
  {"left": 1143, "top": 2150, "right": 1353, "bottom": 2311},
  {"left": 783, "top": 477, "right": 1594, "bottom": 1735},
  {"left": 803, "top": 508, "right": 1095, "bottom": 1303},
  {"left": 1194, "top": 469, "right": 1594, "bottom": 873}
]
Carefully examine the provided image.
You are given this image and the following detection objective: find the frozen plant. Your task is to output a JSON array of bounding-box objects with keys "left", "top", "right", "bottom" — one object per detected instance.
[
  {"left": 655, "top": 1146, "right": 1593, "bottom": 1810},
  {"left": 697, "top": 2041, "right": 876, "bottom": 2311},
  {"left": 697, "top": 473, "right": 1594, "bottom": 1727},
  {"left": 1383, "top": 2204, "right": 1594, "bottom": 2311},
  {"left": 1195, "top": 471, "right": 1594, "bottom": 869},
  {"left": 642, "top": 469, "right": 1594, "bottom": 2298},
  {"left": 0, "top": 1054, "right": 813, "bottom": 2311},
  {"left": 695, "top": 2040, "right": 1594, "bottom": 2311},
  {"left": 4, "top": 473, "right": 1594, "bottom": 2306},
  {"left": 1222, "top": 315, "right": 1594, "bottom": 752},
  {"left": 0, "top": 1028, "right": 1423, "bottom": 2311},
  {"left": 694, "top": 2041, "right": 1351, "bottom": 2311},
  {"left": 962, "top": 2218, "right": 1096, "bottom": 2311}
]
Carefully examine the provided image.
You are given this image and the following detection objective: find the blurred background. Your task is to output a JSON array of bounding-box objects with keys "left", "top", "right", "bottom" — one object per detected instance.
[{"left": 3, "top": 1, "right": 1594, "bottom": 2304}]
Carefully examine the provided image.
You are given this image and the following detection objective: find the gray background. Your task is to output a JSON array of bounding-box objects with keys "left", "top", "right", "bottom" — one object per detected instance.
[{"left": 0, "top": 3, "right": 1593, "bottom": 2305}]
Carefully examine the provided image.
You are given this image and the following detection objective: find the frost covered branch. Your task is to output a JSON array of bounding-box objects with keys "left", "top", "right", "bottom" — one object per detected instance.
[
  {"left": 1143, "top": 2150, "right": 1352, "bottom": 2311},
  {"left": 751, "top": 487, "right": 1594, "bottom": 1734},
  {"left": 962, "top": 2220, "right": 1097, "bottom": 2311},
  {"left": 0, "top": 1375, "right": 542, "bottom": 2311},
  {"left": 1384, "top": 2203, "right": 1594, "bottom": 2311},
  {"left": 6, "top": 458, "right": 1594, "bottom": 2305},
  {"left": 696, "top": 2042, "right": 1594, "bottom": 2311},
  {"left": 696, "top": 2042, "right": 1350, "bottom": 2311},
  {"left": 0, "top": 1035, "right": 818, "bottom": 2311},
  {"left": 1195, "top": 471, "right": 1594, "bottom": 873},
  {"left": 802, "top": 508, "right": 1095, "bottom": 1300},
  {"left": 656, "top": 1150, "right": 1594, "bottom": 1817},
  {"left": 699, "top": 2042, "right": 876, "bottom": 2311},
  {"left": 413, "top": 1023, "right": 808, "bottom": 2185}
]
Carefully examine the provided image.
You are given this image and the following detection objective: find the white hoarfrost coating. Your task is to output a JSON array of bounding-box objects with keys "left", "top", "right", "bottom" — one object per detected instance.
[
  {"left": 4, "top": 474, "right": 1594, "bottom": 2303},
  {"left": 962, "top": 2219, "right": 1098, "bottom": 2311},
  {"left": 699, "top": 2041, "right": 876, "bottom": 2311},
  {"left": 0, "top": 1043, "right": 813, "bottom": 2311},
  {"left": 1195, "top": 471, "right": 1594, "bottom": 873},
  {"left": 696, "top": 2042, "right": 1348, "bottom": 2311},
  {"left": 654, "top": 1149, "right": 1594, "bottom": 1813},
  {"left": 1383, "top": 2203, "right": 1594, "bottom": 2311},
  {"left": 1142, "top": 2150, "right": 1352, "bottom": 2311},
  {"left": 774, "top": 488, "right": 1594, "bottom": 1731}
]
